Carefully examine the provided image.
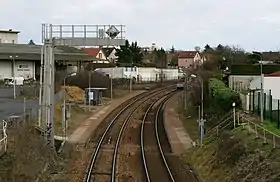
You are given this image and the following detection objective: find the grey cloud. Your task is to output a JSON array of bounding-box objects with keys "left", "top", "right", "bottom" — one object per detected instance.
[{"left": 1, "top": 0, "right": 280, "bottom": 51}]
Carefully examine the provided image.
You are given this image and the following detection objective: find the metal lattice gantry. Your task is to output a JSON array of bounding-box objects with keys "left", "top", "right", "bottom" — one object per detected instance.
[
  {"left": 41, "top": 24, "right": 126, "bottom": 46},
  {"left": 39, "top": 24, "right": 126, "bottom": 148}
]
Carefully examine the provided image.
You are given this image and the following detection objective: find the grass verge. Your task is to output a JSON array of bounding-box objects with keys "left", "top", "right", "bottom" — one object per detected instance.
[{"left": 185, "top": 126, "right": 280, "bottom": 182}]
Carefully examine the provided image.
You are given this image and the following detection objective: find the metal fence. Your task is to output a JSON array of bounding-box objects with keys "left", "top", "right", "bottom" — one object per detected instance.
[
  {"left": 0, "top": 120, "right": 7, "bottom": 154},
  {"left": 248, "top": 89, "right": 280, "bottom": 129},
  {"left": 0, "top": 97, "right": 40, "bottom": 155},
  {"left": 239, "top": 115, "right": 280, "bottom": 148},
  {"left": 205, "top": 111, "right": 280, "bottom": 149}
]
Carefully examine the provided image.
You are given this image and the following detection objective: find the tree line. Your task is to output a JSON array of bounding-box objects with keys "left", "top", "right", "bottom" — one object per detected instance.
[{"left": 115, "top": 40, "right": 178, "bottom": 68}]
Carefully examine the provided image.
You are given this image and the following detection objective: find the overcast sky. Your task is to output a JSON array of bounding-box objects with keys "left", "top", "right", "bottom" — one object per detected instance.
[{"left": 1, "top": 0, "right": 280, "bottom": 51}]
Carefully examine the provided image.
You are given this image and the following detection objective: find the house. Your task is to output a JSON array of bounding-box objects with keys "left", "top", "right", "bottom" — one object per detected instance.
[
  {"left": 0, "top": 29, "right": 20, "bottom": 44},
  {"left": 82, "top": 47, "right": 110, "bottom": 63},
  {"left": 102, "top": 47, "right": 118, "bottom": 62},
  {"left": 178, "top": 51, "right": 201, "bottom": 69},
  {"left": 249, "top": 73, "right": 280, "bottom": 98},
  {"left": 82, "top": 48, "right": 106, "bottom": 60},
  {"left": 249, "top": 73, "right": 280, "bottom": 110},
  {"left": 262, "top": 52, "right": 280, "bottom": 63}
]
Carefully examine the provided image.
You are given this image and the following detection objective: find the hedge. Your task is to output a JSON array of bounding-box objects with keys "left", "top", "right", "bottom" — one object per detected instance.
[
  {"left": 231, "top": 64, "right": 280, "bottom": 75},
  {"left": 209, "top": 78, "right": 241, "bottom": 111}
]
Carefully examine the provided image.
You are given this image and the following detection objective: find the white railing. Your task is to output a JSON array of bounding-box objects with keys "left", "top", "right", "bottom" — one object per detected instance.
[
  {"left": 240, "top": 115, "right": 280, "bottom": 149},
  {"left": 0, "top": 120, "right": 8, "bottom": 153},
  {"left": 204, "top": 111, "right": 280, "bottom": 149},
  {"left": 206, "top": 112, "right": 233, "bottom": 136}
]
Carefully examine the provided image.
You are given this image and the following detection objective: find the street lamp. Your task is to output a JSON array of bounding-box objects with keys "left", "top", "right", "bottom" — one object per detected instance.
[
  {"left": 9, "top": 55, "right": 18, "bottom": 99},
  {"left": 232, "top": 102, "right": 236, "bottom": 129},
  {"left": 252, "top": 53, "right": 264, "bottom": 123},
  {"left": 63, "top": 72, "right": 76, "bottom": 141},
  {"left": 191, "top": 73, "right": 205, "bottom": 147},
  {"left": 191, "top": 74, "right": 203, "bottom": 119}
]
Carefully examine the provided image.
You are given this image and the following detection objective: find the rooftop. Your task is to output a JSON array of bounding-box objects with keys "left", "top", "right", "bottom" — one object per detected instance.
[
  {"left": 0, "top": 29, "right": 20, "bottom": 34},
  {"left": 178, "top": 51, "right": 198, "bottom": 58},
  {"left": 0, "top": 43, "right": 102, "bottom": 61}
]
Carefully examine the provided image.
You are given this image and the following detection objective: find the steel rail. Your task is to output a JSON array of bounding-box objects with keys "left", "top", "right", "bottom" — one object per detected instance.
[
  {"left": 155, "top": 94, "right": 176, "bottom": 182},
  {"left": 84, "top": 86, "right": 173, "bottom": 182},
  {"left": 110, "top": 89, "right": 172, "bottom": 182},
  {"left": 140, "top": 91, "right": 175, "bottom": 182}
]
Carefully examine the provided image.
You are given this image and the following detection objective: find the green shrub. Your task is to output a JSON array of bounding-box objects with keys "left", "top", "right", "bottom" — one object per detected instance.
[{"left": 209, "top": 78, "right": 241, "bottom": 111}]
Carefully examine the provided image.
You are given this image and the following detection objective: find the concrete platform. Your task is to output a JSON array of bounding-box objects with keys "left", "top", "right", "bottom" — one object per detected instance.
[
  {"left": 164, "top": 92, "right": 194, "bottom": 155},
  {"left": 67, "top": 91, "right": 144, "bottom": 144}
]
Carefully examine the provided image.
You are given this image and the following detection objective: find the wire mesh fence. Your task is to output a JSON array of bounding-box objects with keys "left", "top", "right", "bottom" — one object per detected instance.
[{"left": 248, "top": 89, "right": 280, "bottom": 129}]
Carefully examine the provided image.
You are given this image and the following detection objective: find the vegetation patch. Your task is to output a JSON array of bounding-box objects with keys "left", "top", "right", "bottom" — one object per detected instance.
[
  {"left": 186, "top": 128, "right": 280, "bottom": 182},
  {"left": 0, "top": 122, "right": 57, "bottom": 182},
  {"left": 208, "top": 78, "right": 241, "bottom": 111}
]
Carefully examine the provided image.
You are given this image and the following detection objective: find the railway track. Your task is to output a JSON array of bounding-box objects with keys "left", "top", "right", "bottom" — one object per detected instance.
[
  {"left": 84, "top": 86, "right": 174, "bottom": 182},
  {"left": 141, "top": 92, "right": 176, "bottom": 182}
]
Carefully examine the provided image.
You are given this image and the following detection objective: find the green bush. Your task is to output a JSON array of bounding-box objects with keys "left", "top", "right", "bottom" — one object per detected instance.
[{"left": 209, "top": 78, "right": 241, "bottom": 111}]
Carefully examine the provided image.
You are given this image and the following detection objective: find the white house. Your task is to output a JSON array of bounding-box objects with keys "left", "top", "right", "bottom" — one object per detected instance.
[
  {"left": 82, "top": 47, "right": 107, "bottom": 60},
  {"left": 0, "top": 29, "right": 20, "bottom": 44},
  {"left": 250, "top": 74, "right": 280, "bottom": 99},
  {"left": 229, "top": 75, "right": 259, "bottom": 91},
  {"left": 102, "top": 47, "right": 118, "bottom": 62},
  {"left": 107, "top": 48, "right": 118, "bottom": 62}
]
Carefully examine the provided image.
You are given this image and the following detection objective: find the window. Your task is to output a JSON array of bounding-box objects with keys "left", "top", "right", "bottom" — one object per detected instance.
[
  {"left": 125, "top": 67, "right": 128, "bottom": 71},
  {"left": 134, "top": 67, "right": 136, "bottom": 71},
  {"left": 131, "top": 67, "right": 133, "bottom": 71},
  {"left": 98, "top": 53, "right": 102, "bottom": 58},
  {"left": 12, "top": 40, "right": 15, "bottom": 44}
]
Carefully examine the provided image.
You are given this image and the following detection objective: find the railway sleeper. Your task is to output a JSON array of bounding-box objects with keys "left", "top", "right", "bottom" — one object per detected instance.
[
  {"left": 100, "top": 146, "right": 115, "bottom": 151},
  {"left": 91, "top": 171, "right": 112, "bottom": 176},
  {"left": 133, "top": 119, "right": 145, "bottom": 124}
]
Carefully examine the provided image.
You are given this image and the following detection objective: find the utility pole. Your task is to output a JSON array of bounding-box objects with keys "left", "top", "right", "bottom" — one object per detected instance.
[
  {"left": 23, "top": 98, "right": 26, "bottom": 123},
  {"left": 42, "top": 38, "right": 55, "bottom": 148},
  {"left": 260, "top": 59, "right": 264, "bottom": 123},
  {"left": 252, "top": 52, "right": 264, "bottom": 123},
  {"left": 111, "top": 68, "right": 113, "bottom": 100},
  {"left": 184, "top": 72, "right": 187, "bottom": 110},
  {"left": 9, "top": 55, "right": 18, "bottom": 99},
  {"left": 38, "top": 46, "right": 44, "bottom": 127},
  {"left": 201, "top": 77, "right": 204, "bottom": 119},
  {"left": 130, "top": 50, "right": 133, "bottom": 92},
  {"left": 88, "top": 71, "right": 91, "bottom": 111}
]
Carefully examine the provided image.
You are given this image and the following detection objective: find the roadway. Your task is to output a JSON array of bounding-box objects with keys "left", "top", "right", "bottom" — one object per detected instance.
[{"left": 0, "top": 87, "right": 62, "bottom": 121}]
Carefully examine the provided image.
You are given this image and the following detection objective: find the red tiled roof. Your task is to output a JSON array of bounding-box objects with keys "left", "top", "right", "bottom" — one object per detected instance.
[
  {"left": 82, "top": 48, "right": 101, "bottom": 56},
  {"left": 264, "top": 73, "right": 280, "bottom": 77},
  {"left": 178, "top": 51, "right": 198, "bottom": 58}
]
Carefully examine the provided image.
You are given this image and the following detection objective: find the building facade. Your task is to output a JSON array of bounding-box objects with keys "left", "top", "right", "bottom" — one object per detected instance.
[
  {"left": 82, "top": 48, "right": 107, "bottom": 60},
  {"left": 0, "top": 29, "right": 20, "bottom": 44},
  {"left": 97, "top": 67, "right": 183, "bottom": 82},
  {"left": 0, "top": 60, "right": 36, "bottom": 80},
  {"left": 178, "top": 51, "right": 201, "bottom": 69}
]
